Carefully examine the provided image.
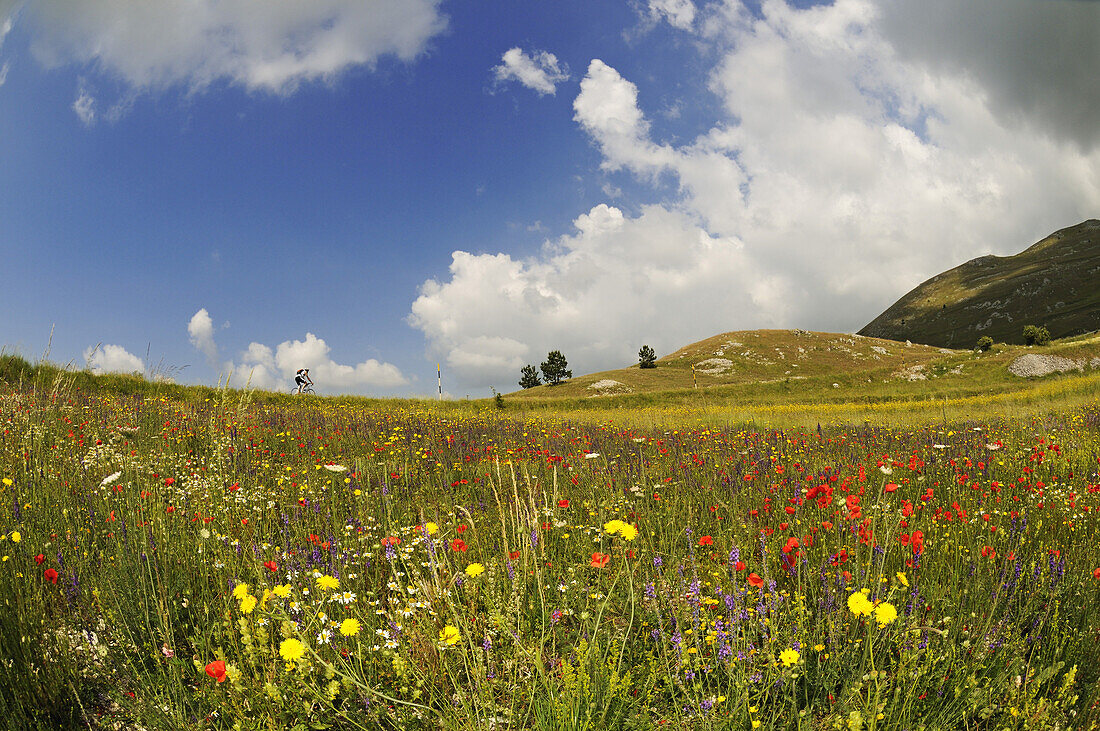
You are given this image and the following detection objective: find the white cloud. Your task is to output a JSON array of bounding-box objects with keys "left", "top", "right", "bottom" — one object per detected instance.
[
  {"left": 72, "top": 83, "right": 95, "bottom": 124},
  {"left": 409, "top": 203, "right": 786, "bottom": 387},
  {"left": 22, "top": 0, "right": 447, "bottom": 96},
  {"left": 648, "top": 0, "right": 695, "bottom": 30},
  {"left": 411, "top": 0, "right": 1100, "bottom": 393},
  {"left": 493, "top": 47, "right": 568, "bottom": 96},
  {"left": 0, "top": 61, "right": 8, "bottom": 87},
  {"left": 186, "top": 309, "right": 409, "bottom": 393},
  {"left": 187, "top": 308, "right": 218, "bottom": 366},
  {"left": 84, "top": 344, "right": 144, "bottom": 374}
]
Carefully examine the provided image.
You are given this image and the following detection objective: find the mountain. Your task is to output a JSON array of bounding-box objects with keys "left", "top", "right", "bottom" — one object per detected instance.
[{"left": 858, "top": 220, "right": 1100, "bottom": 348}]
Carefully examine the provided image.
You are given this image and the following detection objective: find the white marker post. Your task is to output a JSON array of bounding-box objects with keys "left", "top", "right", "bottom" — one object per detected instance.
[{"left": 437, "top": 364, "right": 442, "bottom": 400}]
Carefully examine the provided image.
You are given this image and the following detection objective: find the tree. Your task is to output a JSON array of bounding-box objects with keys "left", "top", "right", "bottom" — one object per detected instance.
[
  {"left": 540, "top": 350, "right": 572, "bottom": 386},
  {"left": 1023, "top": 325, "right": 1051, "bottom": 346},
  {"left": 638, "top": 344, "right": 657, "bottom": 369},
  {"left": 519, "top": 364, "right": 541, "bottom": 389},
  {"left": 975, "top": 336, "right": 993, "bottom": 352}
]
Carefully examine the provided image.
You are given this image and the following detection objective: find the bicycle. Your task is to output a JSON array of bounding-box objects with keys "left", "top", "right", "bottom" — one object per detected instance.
[{"left": 294, "top": 385, "right": 315, "bottom": 395}]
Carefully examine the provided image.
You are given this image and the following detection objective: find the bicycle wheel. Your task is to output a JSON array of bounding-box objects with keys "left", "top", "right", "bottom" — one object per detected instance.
[{"left": 302, "top": 386, "right": 315, "bottom": 394}]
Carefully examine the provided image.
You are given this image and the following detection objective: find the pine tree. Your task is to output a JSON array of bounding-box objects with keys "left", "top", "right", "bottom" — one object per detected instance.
[
  {"left": 540, "top": 351, "right": 572, "bottom": 386},
  {"left": 638, "top": 344, "right": 657, "bottom": 369},
  {"left": 519, "top": 364, "right": 541, "bottom": 389}
]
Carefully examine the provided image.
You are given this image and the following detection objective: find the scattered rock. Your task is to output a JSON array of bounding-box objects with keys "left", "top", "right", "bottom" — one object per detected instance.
[
  {"left": 894, "top": 364, "right": 927, "bottom": 381},
  {"left": 694, "top": 358, "right": 734, "bottom": 374},
  {"left": 1008, "top": 354, "right": 1086, "bottom": 378},
  {"left": 586, "top": 379, "right": 632, "bottom": 394},
  {"left": 871, "top": 346, "right": 889, "bottom": 355}
]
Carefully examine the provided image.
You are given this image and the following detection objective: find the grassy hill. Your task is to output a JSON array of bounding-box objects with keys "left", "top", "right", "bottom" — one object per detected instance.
[
  {"left": 507, "top": 328, "right": 1100, "bottom": 412},
  {"left": 859, "top": 219, "right": 1100, "bottom": 348}
]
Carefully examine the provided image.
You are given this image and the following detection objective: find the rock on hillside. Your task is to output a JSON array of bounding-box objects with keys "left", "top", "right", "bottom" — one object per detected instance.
[{"left": 859, "top": 220, "right": 1100, "bottom": 348}]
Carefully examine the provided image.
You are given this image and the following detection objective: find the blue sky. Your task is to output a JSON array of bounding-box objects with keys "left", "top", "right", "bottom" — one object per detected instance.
[{"left": 2, "top": 0, "right": 1099, "bottom": 396}]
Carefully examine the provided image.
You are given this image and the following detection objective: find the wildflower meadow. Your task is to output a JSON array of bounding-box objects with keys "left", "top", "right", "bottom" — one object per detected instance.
[{"left": 2, "top": 374, "right": 1100, "bottom": 729}]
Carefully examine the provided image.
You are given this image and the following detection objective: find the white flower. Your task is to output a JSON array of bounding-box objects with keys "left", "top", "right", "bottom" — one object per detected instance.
[
  {"left": 100, "top": 471, "right": 122, "bottom": 486},
  {"left": 933, "top": 444, "right": 948, "bottom": 450},
  {"left": 323, "top": 464, "right": 348, "bottom": 472},
  {"left": 584, "top": 453, "right": 600, "bottom": 459},
  {"left": 879, "top": 466, "right": 893, "bottom": 475},
  {"left": 986, "top": 444, "right": 1002, "bottom": 451}
]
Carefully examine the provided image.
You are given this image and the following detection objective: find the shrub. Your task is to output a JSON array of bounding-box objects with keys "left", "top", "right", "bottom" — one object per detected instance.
[
  {"left": 975, "top": 336, "right": 993, "bottom": 352},
  {"left": 540, "top": 351, "right": 572, "bottom": 386},
  {"left": 519, "top": 365, "right": 541, "bottom": 389},
  {"left": 638, "top": 345, "right": 657, "bottom": 369},
  {"left": 1023, "top": 325, "right": 1051, "bottom": 346}
]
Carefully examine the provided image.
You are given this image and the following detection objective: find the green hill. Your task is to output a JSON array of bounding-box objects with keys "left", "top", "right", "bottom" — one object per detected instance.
[{"left": 859, "top": 219, "right": 1100, "bottom": 348}]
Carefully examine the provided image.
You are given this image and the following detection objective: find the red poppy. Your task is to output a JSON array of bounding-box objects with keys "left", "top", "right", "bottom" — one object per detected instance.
[
  {"left": 456, "top": 524, "right": 468, "bottom": 534},
  {"left": 782, "top": 537, "right": 800, "bottom": 554},
  {"left": 747, "top": 572, "right": 764, "bottom": 588},
  {"left": 34, "top": 554, "right": 45, "bottom": 565},
  {"left": 451, "top": 539, "right": 468, "bottom": 552},
  {"left": 381, "top": 536, "right": 401, "bottom": 547},
  {"left": 557, "top": 499, "right": 570, "bottom": 508},
  {"left": 884, "top": 483, "right": 898, "bottom": 493},
  {"left": 205, "top": 660, "right": 227, "bottom": 683},
  {"left": 697, "top": 535, "right": 713, "bottom": 547},
  {"left": 590, "top": 552, "right": 610, "bottom": 568},
  {"left": 911, "top": 530, "right": 924, "bottom": 554},
  {"left": 263, "top": 560, "right": 278, "bottom": 572},
  {"left": 164, "top": 478, "right": 175, "bottom": 486},
  {"left": 44, "top": 568, "right": 59, "bottom": 584},
  {"left": 981, "top": 546, "right": 995, "bottom": 559},
  {"left": 735, "top": 561, "right": 746, "bottom": 572},
  {"left": 1094, "top": 568, "right": 1100, "bottom": 580},
  {"left": 509, "top": 551, "right": 520, "bottom": 561}
]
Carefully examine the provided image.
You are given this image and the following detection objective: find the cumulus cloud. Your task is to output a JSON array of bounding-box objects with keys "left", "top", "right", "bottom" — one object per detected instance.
[
  {"left": 410, "top": 0, "right": 1100, "bottom": 392},
  {"left": 187, "top": 308, "right": 218, "bottom": 366},
  {"left": 493, "top": 47, "right": 569, "bottom": 96},
  {"left": 186, "top": 309, "right": 408, "bottom": 393},
  {"left": 648, "top": 0, "right": 696, "bottom": 30},
  {"left": 84, "top": 344, "right": 144, "bottom": 374},
  {"left": 409, "top": 203, "right": 786, "bottom": 386},
  {"left": 20, "top": 0, "right": 446, "bottom": 96}
]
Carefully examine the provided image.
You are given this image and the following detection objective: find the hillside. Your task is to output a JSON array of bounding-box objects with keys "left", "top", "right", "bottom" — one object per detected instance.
[
  {"left": 859, "top": 219, "right": 1100, "bottom": 348},
  {"left": 508, "top": 328, "right": 1100, "bottom": 404}
]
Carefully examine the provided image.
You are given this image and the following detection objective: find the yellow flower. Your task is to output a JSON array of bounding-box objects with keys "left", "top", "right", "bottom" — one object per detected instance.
[
  {"left": 279, "top": 638, "right": 306, "bottom": 662},
  {"left": 260, "top": 588, "right": 273, "bottom": 608},
  {"left": 618, "top": 523, "right": 638, "bottom": 541},
  {"left": 272, "top": 584, "right": 292, "bottom": 598},
  {"left": 10, "top": 532, "right": 20, "bottom": 544},
  {"left": 752, "top": 722, "right": 761, "bottom": 729},
  {"left": 424, "top": 522, "right": 439, "bottom": 536},
  {"left": 439, "top": 625, "right": 460, "bottom": 646},
  {"left": 895, "top": 571, "right": 909, "bottom": 587},
  {"left": 339, "top": 618, "right": 361, "bottom": 637},
  {"left": 875, "top": 602, "right": 898, "bottom": 627},
  {"left": 603, "top": 520, "right": 625, "bottom": 535},
  {"left": 847, "top": 591, "right": 875, "bottom": 617},
  {"left": 814, "top": 644, "right": 825, "bottom": 652},
  {"left": 779, "top": 648, "right": 800, "bottom": 667},
  {"left": 1, "top": 478, "right": 11, "bottom": 486},
  {"left": 232, "top": 583, "right": 250, "bottom": 600},
  {"left": 465, "top": 563, "right": 485, "bottom": 578},
  {"left": 239, "top": 595, "right": 257, "bottom": 614},
  {"left": 316, "top": 575, "right": 339, "bottom": 591}
]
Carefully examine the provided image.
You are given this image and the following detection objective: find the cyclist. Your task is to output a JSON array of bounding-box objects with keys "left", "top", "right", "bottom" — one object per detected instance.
[{"left": 294, "top": 368, "right": 314, "bottom": 394}]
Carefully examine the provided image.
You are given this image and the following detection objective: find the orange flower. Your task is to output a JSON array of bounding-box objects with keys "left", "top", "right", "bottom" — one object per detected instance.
[
  {"left": 263, "top": 560, "right": 278, "bottom": 572},
  {"left": 747, "top": 572, "right": 763, "bottom": 588},
  {"left": 590, "top": 552, "right": 610, "bottom": 568},
  {"left": 451, "top": 539, "right": 467, "bottom": 552},
  {"left": 697, "top": 535, "right": 713, "bottom": 547}
]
